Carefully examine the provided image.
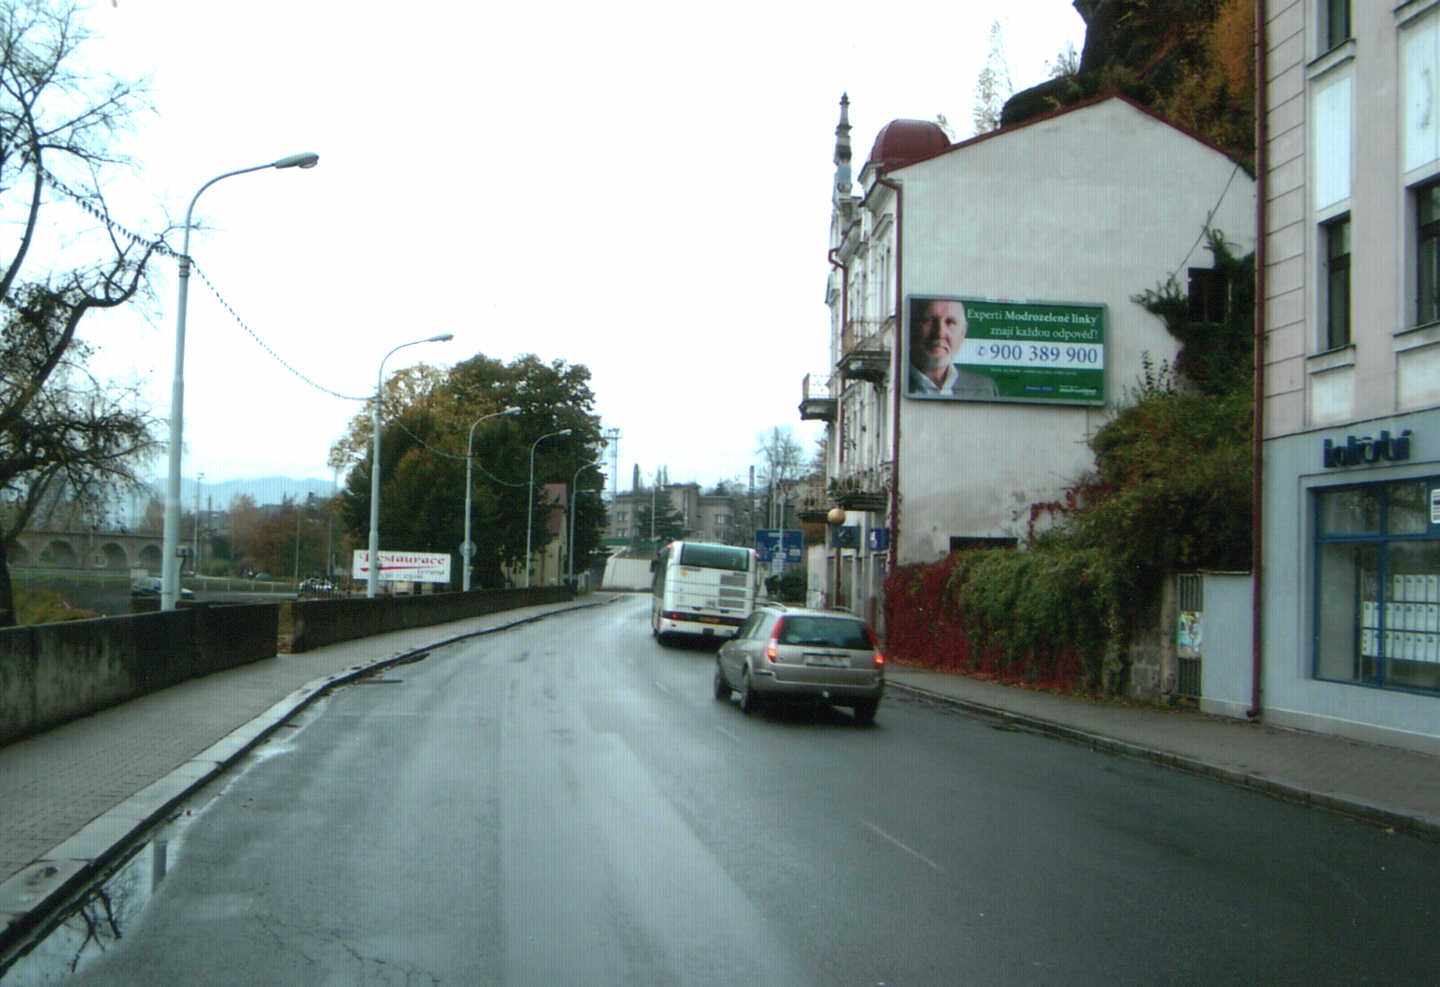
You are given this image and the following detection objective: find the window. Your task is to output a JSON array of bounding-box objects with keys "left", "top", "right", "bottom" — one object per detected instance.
[
  {"left": 1323, "top": 0, "right": 1350, "bottom": 52},
  {"left": 1187, "top": 267, "right": 1229, "bottom": 324},
  {"left": 1323, "top": 215, "right": 1351, "bottom": 349},
  {"left": 1314, "top": 479, "right": 1440, "bottom": 695},
  {"left": 1419, "top": 183, "right": 1440, "bottom": 325}
]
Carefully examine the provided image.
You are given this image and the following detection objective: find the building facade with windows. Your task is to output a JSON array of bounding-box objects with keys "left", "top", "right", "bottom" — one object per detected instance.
[
  {"left": 807, "top": 94, "right": 1255, "bottom": 632},
  {"left": 1260, "top": 0, "right": 1440, "bottom": 752}
]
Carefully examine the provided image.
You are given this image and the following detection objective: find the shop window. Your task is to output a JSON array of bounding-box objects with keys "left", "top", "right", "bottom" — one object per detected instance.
[
  {"left": 1315, "top": 479, "right": 1440, "bottom": 694},
  {"left": 1322, "top": 215, "right": 1350, "bottom": 350}
]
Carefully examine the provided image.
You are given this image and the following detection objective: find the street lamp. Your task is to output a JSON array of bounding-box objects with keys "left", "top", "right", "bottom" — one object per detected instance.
[
  {"left": 462, "top": 406, "right": 521, "bottom": 591},
  {"left": 567, "top": 457, "right": 598, "bottom": 585},
  {"left": 162, "top": 151, "right": 319, "bottom": 610},
  {"left": 568, "top": 482, "right": 604, "bottom": 586},
  {"left": 366, "top": 333, "right": 454, "bottom": 599},
  {"left": 525, "top": 428, "right": 572, "bottom": 588}
]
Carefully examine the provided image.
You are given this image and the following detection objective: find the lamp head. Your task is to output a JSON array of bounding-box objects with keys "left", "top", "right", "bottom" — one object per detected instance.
[
  {"left": 429, "top": 333, "right": 454, "bottom": 343},
  {"left": 274, "top": 152, "right": 320, "bottom": 170}
]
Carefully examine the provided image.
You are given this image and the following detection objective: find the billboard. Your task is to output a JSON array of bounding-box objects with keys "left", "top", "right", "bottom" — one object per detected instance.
[
  {"left": 352, "top": 550, "right": 453, "bottom": 583},
  {"left": 905, "top": 295, "right": 1106, "bottom": 405}
]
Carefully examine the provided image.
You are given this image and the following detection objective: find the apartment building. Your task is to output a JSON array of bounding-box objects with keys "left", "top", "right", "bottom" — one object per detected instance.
[{"left": 1260, "top": 0, "right": 1440, "bottom": 752}]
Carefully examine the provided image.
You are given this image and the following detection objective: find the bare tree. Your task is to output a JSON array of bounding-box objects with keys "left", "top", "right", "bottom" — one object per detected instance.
[
  {"left": 0, "top": 0, "right": 165, "bottom": 625},
  {"left": 971, "top": 19, "right": 1013, "bottom": 135},
  {"left": 754, "top": 426, "right": 806, "bottom": 529}
]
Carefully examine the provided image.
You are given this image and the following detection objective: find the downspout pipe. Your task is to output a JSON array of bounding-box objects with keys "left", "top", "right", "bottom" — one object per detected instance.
[
  {"left": 876, "top": 172, "right": 903, "bottom": 580},
  {"left": 1249, "top": 0, "right": 1268, "bottom": 719}
]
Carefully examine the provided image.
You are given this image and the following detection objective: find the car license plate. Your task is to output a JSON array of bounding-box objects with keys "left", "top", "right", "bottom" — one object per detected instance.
[{"left": 804, "top": 653, "right": 849, "bottom": 667}]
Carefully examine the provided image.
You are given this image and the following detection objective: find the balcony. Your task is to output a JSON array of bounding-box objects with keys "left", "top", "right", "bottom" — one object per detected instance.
[
  {"left": 798, "top": 372, "right": 837, "bottom": 422},
  {"left": 837, "top": 318, "right": 892, "bottom": 385},
  {"left": 831, "top": 462, "right": 891, "bottom": 512},
  {"left": 796, "top": 495, "right": 832, "bottom": 524}
]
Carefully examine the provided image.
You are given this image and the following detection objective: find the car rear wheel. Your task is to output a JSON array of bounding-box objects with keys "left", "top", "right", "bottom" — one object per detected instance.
[
  {"left": 713, "top": 663, "right": 731, "bottom": 700},
  {"left": 738, "top": 668, "right": 759, "bottom": 716},
  {"left": 852, "top": 699, "right": 878, "bottom": 726}
]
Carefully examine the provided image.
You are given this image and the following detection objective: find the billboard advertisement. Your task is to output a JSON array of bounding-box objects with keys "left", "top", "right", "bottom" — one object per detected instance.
[
  {"left": 905, "top": 295, "right": 1106, "bottom": 405},
  {"left": 352, "top": 550, "right": 453, "bottom": 583}
]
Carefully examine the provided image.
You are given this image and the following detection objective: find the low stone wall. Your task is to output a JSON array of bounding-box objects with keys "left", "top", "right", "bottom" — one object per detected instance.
[
  {"left": 0, "top": 604, "right": 279, "bottom": 747},
  {"left": 289, "top": 585, "right": 574, "bottom": 653}
]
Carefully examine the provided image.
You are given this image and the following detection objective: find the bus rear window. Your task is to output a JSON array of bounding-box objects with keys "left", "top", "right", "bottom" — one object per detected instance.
[{"left": 678, "top": 543, "right": 751, "bottom": 572}]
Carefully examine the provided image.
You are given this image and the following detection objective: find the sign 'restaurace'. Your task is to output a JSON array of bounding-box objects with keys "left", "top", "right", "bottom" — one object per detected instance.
[{"left": 352, "top": 550, "right": 452, "bottom": 583}]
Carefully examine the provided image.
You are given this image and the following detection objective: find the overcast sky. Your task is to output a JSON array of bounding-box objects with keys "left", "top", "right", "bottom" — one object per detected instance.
[{"left": 69, "top": 0, "right": 1085, "bottom": 501}]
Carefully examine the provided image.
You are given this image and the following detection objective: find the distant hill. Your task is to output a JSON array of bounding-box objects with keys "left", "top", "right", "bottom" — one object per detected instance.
[{"left": 156, "top": 476, "right": 338, "bottom": 510}]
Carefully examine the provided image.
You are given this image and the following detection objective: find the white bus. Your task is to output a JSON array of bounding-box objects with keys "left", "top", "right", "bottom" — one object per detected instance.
[{"left": 650, "top": 540, "right": 758, "bottom": 643}]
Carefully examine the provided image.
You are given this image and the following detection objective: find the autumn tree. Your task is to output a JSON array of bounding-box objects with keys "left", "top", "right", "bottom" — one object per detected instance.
[
  {"left": 0, "top": 1, "right": 165, "bottom": 626},
  {"left": 1001, "top": 0, "right": 1256, "bottom": 167}
]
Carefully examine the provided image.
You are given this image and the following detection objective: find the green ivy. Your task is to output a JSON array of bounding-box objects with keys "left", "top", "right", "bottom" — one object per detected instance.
[{"left": 884, "top": 233, "right": 1255, "bottom": 695}]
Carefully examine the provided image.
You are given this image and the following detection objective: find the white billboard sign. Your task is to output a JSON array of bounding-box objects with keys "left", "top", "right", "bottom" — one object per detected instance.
[{"left": 352, "top": 550, "right": 452, "bottom": 583}]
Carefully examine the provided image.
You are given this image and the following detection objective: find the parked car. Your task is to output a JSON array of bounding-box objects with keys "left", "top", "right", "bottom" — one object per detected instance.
[
  {"left": 299, "top": 577, "right": 336, "bottom": 595},
  {"left": 130, "top": 577, "right": 194, "bottom": 600},
  {"left": 713, "top": 604, "right": 884, "bottom": 724}
]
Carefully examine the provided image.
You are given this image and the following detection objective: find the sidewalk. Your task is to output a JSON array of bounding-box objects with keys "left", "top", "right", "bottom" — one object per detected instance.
[
  {"left": 0, "top": 597, "right": 611, "bottom": 948},
  {"left": 885, "top": 664, "right": 1440, "bottom": 839}
]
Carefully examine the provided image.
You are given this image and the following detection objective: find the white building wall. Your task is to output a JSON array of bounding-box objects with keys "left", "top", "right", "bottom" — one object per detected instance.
[{"left": 891, "top": 98, "right": 1256, "bottom": 563}]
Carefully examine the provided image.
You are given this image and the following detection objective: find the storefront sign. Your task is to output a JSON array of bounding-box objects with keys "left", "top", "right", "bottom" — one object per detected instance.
[{"left": 1322, "top": 430, "right": 1412, "bottom": 468}]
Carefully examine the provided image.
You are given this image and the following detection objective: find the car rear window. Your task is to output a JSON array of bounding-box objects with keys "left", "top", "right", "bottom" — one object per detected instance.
[{"left": 776, "top": 616, "right": 872, "bottom": 650}]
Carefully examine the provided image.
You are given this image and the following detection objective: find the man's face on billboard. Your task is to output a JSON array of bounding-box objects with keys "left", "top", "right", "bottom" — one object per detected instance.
[{"left": 911, "top": 299, "right": 966, "bottom": 372}]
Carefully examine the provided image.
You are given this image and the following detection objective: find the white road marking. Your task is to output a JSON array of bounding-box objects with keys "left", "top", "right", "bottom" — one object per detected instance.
[
  {"left": 714, "top": 725, "right": 739, "bottom": 743},
  {"left": 861, "top": 820, "right": 944, "bottom": 873}
]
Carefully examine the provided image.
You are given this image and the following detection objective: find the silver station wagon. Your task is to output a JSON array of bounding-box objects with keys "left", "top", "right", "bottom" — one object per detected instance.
[{"left": 713, "top": 605, "right": 885, "bottom": 724}]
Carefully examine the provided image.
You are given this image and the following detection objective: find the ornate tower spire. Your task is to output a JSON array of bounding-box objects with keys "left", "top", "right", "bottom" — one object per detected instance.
[{"left": 834, "top": 92, "right": 852, "bottom": 196}]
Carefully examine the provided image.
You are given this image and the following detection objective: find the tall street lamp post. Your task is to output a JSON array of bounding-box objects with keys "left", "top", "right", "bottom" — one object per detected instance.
[
  {"left": 525, "top": 428, "right": 571, "bottom": 588},
  {"left": 163, "top": 152, "right": 319, "bottom": 610},
  {"left": 568, "top": 479, "right": 603, "bottom": 586},
  {"left": 366, "top": 333, "right": 453, "bottom": 598},
  {"left": 463, "top": 406, "right": 521, "bottom": 591}
]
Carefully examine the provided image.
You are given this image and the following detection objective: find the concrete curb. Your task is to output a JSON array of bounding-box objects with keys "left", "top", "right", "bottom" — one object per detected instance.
[
  {"left": 887, "top": 680, "right": 1440, "bottom": 843},
  {"left": 0, "top": 598, "right": 612, "bottom": 960}
]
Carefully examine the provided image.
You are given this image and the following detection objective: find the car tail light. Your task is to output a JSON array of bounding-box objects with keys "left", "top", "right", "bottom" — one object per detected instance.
[
  {"left": 765, "top": 618, "right": 783, "bottom": 662},
  {"left": 873, "top": 650, "right": 885, "bottom": 669}
]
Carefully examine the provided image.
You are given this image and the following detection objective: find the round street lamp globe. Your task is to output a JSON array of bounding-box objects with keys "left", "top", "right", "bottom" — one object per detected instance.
[{"left": 827, "top": 507, "right": 847, "bottom": 526}]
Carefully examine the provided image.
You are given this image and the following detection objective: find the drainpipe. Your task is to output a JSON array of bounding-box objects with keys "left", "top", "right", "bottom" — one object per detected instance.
[
  {"left": 1249, "top": 0, "right": 1268, "bottom": 720},
  {"left": 876, "top": 172, "right": 903, "bottom": 582}
]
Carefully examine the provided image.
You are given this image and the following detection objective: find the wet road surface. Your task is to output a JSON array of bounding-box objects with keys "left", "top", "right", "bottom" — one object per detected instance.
[{"left": 11, "top": 596, "right": 1440, "bottom": 984}]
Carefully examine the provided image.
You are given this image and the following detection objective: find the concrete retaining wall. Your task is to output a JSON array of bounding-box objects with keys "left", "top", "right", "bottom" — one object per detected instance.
[
  {"left": 288, "top": 585, "right": 575, "bottom": 653},
  {"left": 0, "top": 604, "right": 279, "bottom": 747}
]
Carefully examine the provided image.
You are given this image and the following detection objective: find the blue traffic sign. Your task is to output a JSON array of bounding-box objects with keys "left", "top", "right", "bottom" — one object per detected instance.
[{"left": 755, "top": 529, "right": 804, "bottom": 565}]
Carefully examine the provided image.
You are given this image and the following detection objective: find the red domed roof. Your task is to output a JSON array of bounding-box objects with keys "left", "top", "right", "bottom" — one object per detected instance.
[{"left": 868, "top": 119, "right": 951, "bottom": 171}]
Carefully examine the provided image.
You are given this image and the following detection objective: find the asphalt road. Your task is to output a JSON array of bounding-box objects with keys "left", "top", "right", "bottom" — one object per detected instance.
[{"left": 21, "top": 596, "right": 1440, "bottom": 985}]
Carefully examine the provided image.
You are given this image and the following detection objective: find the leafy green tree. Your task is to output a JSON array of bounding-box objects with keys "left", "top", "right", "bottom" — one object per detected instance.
[{"left": 331, "top": 352, "right": 605, "bottom": 589}]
